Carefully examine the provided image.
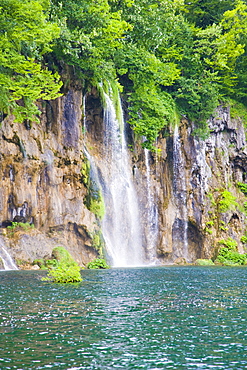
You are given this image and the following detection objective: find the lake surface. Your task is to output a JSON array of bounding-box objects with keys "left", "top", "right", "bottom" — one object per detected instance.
[{"left": 1, "top": 267, "right": 247, "bottom": 369}]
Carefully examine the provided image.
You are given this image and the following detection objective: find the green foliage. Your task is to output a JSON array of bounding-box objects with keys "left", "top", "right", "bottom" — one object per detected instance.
[
  {"left": 215, "top": 238, "right": 247, "bottom": 265},
  {"left": 218, "top": 237, "right": 238, "bottom": 250},
  {"left": 7, "top": 222, "right": 34, "bottom": 231},
  {"left": 44, "top": 261, "right": 82, "bottom": 283},
  {"left": 6, "top": 222, "right": 34, "bottom": 237},
  {"left": 195, "top": 259, "right": 215, "bottom": 266},
  {"left": 205, "top": 228, "right": 213, "bottom": 235},
  {"left": 43, "top": 246, "right": 82, "bottom": 283},
  {"left": 81, "top": 158, "right": 90, "bottom": 187},
  {"left": 218, "top": 190, "right": 238, "bottom": 212},
  {"left": 183, "top": 0, "right": 235, "bottom": 28},
  {"left": 244, "top": 202, "right": 247, "bottom": 216},
  {"left": 2, "top": 0, "right": 247, "bottom": 143},
  {"left": 0, "top": 0, "right": 62, "bottom": 122},
  {"left": 237, "top": 182, "right": 247, "bottom": 196},
  {"left": 219, "top": 220, "right": 228, "bottom": 232},
  {"left": 87, "top": 258, "right": 110, "bottom": 269},
  {"left": 206, "top": 221, "right": 214, "bottom": 227},
  {"left": 241, "top": 235, "right": 247, "bottom": 244},
  {"left": 128, "top": 87, "right": 179, "bottom": 149},
  {"left": 33, "top": 258, "right": 58, "bottom": 269},
  {"left": 228, "top": 99, "right": 247, "bottom": 128}
]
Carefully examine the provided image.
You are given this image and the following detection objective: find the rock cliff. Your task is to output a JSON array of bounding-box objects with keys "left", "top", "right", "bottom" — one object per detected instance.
[
  {"left": 0, "top": 87, "right": 99, "bottom": 267},
  {"left": 0, "top": 86, "right": 246, "bottom": 268}
]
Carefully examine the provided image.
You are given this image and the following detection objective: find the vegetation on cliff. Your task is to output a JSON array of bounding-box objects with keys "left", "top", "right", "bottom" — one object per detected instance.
[{"left": 1, "top": 0, "right": 247, "bottom": 147}]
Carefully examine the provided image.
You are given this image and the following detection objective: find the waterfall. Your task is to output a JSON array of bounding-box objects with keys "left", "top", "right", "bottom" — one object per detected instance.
[
  {"left": 144, "top": 149, "right": 159, "bottom": 263},
  {"left": 85, "top": 87, "right": 145, "bottom": 267},
  {"left": 0, "top": 239, "right": 18, "bottom": 270},
  {"left": 173, "top": 125, "right": 189, "bottom": 261}
]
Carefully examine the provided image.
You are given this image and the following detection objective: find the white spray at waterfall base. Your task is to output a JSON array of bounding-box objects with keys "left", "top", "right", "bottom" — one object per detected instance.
[{"left": 0, "top": 238, "right": 18, "bottom": 270}]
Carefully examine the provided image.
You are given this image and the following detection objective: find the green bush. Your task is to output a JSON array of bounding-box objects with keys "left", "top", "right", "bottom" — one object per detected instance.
[
  {"left": 87, "top": 258, "right": 110, "bottom": 269},
  {"left": 33, "top": 258, "right": 58, "bottom": 270},
  {"left": 237, "top": 182, "right": 247, "bottom": 196},
  {"left": 7, "top": 222, "right": 34, "bottom": 232},
  {"left": 43, "top": 247, "right": 82, "bottom": 283},
  {"left": 43, "top": 261, "right": 82, "bottom": 283},
  {"left": 215, "top": 238, "right": 247, "bottom": 266},
  {"left": 218, "top": 190, "right": 238, "bottom": 213}
]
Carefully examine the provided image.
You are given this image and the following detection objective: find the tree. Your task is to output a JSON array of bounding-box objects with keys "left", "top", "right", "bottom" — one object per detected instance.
[{"left": 0, "top": 0, "right": 62, "bottom": 122}]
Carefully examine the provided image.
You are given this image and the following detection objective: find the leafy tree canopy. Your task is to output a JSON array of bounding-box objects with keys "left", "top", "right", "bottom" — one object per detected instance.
[
  {"left": 0, "top": 0, "right": 62, "bottom": 122},
  {"left": 1, "top": 0, "right": 247, "bottom": 147}
]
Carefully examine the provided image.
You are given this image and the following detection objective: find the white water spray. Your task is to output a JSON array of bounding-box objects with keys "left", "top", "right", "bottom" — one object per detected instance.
[
  {"left": 173, "top": 125, "right": 189, "bottom": 261},
  {"left": 144, "top": 149, "right": 159, "bottom": 263},
  {"left": 101, "top": 93, "right": 145, "bottom": 267},
  {"left": 85, "top": 88, "right": 145, "bottom": 267},
  {"left": 0, "top": 239, "right": 18, "bottom": 270}
]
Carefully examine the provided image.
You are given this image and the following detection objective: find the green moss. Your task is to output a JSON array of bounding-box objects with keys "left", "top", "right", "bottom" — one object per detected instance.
[
  {"left": 81, "top": 158, "right": 90, "bottom": 187},
  {"left": 195, "top": 259, "right": 215, "bottom": 266},
  {"left": 88, "top": 195, "right": 105, "bottom": 219},
  {"left": 52, "top": 246, "right": 74, "bottom": 263},
  {"left": 7, "top": 222, "right": 34, "bottom": 232},
  {"left": 90, "top": 231, "right": 104, "bottom": 257},
  {"left": 84, "top": 178, "right": 105, "bottom": 219}
]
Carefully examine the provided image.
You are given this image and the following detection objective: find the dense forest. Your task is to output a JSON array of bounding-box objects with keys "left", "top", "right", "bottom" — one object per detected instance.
[{"left": 1, "top": 0, "right": 247, "bottom": 148}]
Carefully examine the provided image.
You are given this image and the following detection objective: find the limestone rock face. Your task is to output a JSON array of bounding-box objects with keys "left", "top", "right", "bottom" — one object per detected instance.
[
  {"left": 0, "top": 85, "right": 246, "bottom": 267},
  {"left": 132, "top": 105, "right": 247, "bottom": 263},
  {"left": 0, "top": 88, "right": 98, "bottom": 266}
]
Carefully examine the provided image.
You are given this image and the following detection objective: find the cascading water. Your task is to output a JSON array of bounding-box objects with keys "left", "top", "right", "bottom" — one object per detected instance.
[
  {"left": 144, "top": 149, "right": 159, "bottom": 263},
  {"left": 0, "top": 239, "right": 18, "bottom": 270},
  {"left": 85, "top": 87, "right": 145, "bottom": 267},
  {"left": 173, "top": 125, "right": 189, "bottom": 261}
]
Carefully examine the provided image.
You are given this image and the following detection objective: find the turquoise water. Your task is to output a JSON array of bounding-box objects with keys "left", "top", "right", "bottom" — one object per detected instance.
[{"left": 1, "top": 267, "right": 247, "bottom": 369}]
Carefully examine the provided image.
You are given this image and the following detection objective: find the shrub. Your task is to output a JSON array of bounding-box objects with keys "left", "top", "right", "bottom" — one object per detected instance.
[
  {"left": 42, "top": 247, "right": 82, "bottom": 283},
  {"left": 87, "top": 258, "right": 110, "bottom": 269},
  {"left": 218, "top": 190, "right": 238, "bottom": 213},
  {"left": 215, "top": 238, "right": 247, "bottom": 266},
  {"left": 237, "top": 182, "right": 247, "bottom": 196},
  {"left": 241, "top": 235, "right": 247, "bottom": 244},
  {"left": 44, "top": 261, "right": 82, "bottom": 283}
]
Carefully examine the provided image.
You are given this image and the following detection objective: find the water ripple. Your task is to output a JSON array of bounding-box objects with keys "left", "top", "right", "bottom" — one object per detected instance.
[{"left": 0, "top": 267, "right": 247, "bottom": 369}]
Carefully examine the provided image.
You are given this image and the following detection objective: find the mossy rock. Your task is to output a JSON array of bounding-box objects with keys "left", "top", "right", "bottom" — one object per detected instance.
[
  {"left": 195, "top": 259, "right": 215, "bottom": 266},
  {"left": 51, "top": 246, "right": 74, "bottom": 263}
]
